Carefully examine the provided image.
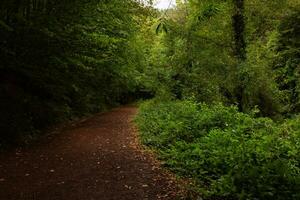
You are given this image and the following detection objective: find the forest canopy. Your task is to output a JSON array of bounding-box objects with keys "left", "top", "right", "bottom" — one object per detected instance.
[{"left": 0, "top": 0, "right": 153, "bottom": 144}]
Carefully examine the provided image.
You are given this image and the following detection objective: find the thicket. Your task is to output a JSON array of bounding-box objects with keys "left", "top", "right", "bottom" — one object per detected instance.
[
  {"left": 136, "top": 100, "right": 300, "bottom": 199},
  {"left": 138, "top": 0, "right": 300, "bottom": 117},
  {"left": 0, "top": 0, "right": 151, "bottom": 145},
  {"left": 135, "top": 0, "right": 300, "bottom": 199}
]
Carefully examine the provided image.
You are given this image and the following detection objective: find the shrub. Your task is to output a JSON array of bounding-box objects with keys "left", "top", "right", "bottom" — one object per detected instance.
[{"left": 136, "top": 100, "right": 300, "bottom": 199}]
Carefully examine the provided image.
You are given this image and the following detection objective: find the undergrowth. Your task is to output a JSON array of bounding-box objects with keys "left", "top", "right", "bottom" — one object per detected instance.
[{"left": 135, "top": 100, "right": 300, "bottom": 200}]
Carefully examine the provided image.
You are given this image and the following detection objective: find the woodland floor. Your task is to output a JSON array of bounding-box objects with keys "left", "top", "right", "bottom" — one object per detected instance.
[{"left": 0, "top": 106, "right": 185, "bottom": 200}]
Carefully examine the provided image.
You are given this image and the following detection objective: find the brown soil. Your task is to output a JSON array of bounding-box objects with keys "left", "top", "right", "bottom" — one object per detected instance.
[{"left": 0, "top": 106, "right": 185, "bottom": 200}]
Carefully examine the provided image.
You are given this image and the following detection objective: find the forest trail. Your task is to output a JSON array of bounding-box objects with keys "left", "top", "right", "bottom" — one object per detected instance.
[{"left": 0, "top": 106, "right": 183, "bottom": 200}]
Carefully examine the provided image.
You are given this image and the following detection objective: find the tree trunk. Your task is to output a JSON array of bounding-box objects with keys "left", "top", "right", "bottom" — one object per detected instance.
[
  {"left": 232, "top": 0, "right": 246, "bottom": 111},
  {"left": 232, "top": 0, "right": 246, "bottom": 60}
]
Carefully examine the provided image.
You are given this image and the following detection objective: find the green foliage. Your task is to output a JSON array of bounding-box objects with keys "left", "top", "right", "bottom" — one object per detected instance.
[
  {"left": 136, "top": 100, "right": 300, "bottom": 199},
  {"left": 0, "top": 0, "right": 299, "bottom": 198},
  {"left": 0, "top": 0, "right": 151, "bottom": 144},
  {"left": 135, "top": 2, "right": 300, "bottom": 199},
  {"left": 139, "top": 0, "right": 299, "bottom": 117},
  {"left": 197, "top": 3, "right": 222, "bottom": 21},
  {"left": 156, "top": 18, "right": 168, "bottom": 34},
  {"left": 273, "top": 8, "right": 300, "bottom": 113},
  {"left": 237, "top": 36, "right": 285, "bottom": 117}
]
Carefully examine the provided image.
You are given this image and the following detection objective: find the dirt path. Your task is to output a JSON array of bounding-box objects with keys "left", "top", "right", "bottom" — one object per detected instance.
[{"left": 0, "top": 106, "right": 184, "bottom": 200}]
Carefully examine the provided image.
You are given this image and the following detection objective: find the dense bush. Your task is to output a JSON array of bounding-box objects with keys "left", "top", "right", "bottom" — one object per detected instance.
[{"left": 136, "top": 100, "right": 300, "bottom": 199}]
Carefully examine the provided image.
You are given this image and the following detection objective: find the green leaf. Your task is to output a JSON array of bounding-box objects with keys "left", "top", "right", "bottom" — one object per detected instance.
[
  {"left": 156, "top": 22, "right": 162, "bottom": 34},
  {"left": 162, "top": 24, "right": 168, "bottom": 33}
]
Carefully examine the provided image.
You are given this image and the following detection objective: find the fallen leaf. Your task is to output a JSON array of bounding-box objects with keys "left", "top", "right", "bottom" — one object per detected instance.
[{"left": 124, "top": 185, "right": 132, "bottom": 189}]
